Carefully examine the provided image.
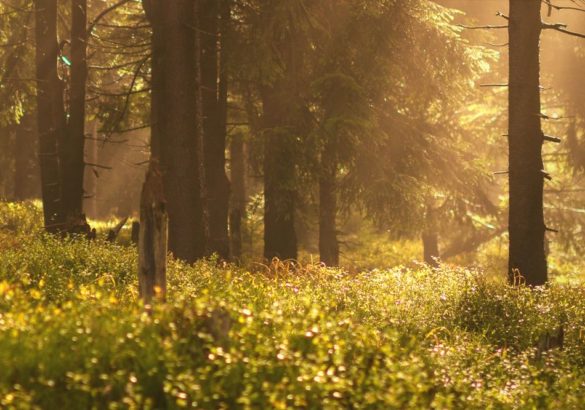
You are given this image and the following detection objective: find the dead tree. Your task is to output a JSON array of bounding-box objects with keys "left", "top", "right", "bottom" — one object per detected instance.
[{"left": 138, "top": 162, "right": 168, "bottom": 303}]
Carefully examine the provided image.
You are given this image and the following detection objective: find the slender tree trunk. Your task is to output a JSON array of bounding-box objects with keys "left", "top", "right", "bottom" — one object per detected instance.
[
  {"left": 2, "top": 125, "right": 15, "bottom": 200},
  {"left": 422, "top": 205, "right": 440, "bottom": 266},
  {"left": 262, "top": 84, "right": 298, "bottom": 261},
  {"left": 34, "top": 0, "right": 66, "bottom": 232},
  {"left": 14, "top": 113, "right": 38, "bottom": 201},
  {"left": 261, "top": 24, "right": 304, "bottom": 262},
  {"left": 319, "top": 141, "right": 339, "bottom": 266},
  {"left": 508, "top": 0, "right": 547, "bottom": 285},
  {"left": 229, "top": 133, "right": 246, "bottom": 260},
  {"left": 85, "top": 121, "right": 99, "bottom": 219},
  {"left": 422, "top": 232, "right": 439, "bottom": 267},
  {"left": 60, "top": 0, "right": 88, "bottom": 226},
  {"left": 144, "top": 0, "right": 206, "bottom": 263},
  {"left": 200, "top": 0, "right": 230, "bottom": 259}
]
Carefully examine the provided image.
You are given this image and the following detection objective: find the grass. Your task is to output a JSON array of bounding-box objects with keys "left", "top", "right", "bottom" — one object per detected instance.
[{"left": 2, "top": 201, "right": 585, "bottom": 408}]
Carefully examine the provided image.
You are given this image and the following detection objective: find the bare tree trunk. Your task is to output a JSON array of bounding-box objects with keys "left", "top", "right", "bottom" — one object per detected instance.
[
  {"left": 319, "top": 141, "right": 339, "bottom": 266},
  {"left": 144, "top": 0, "right": 206, "bottom": 263},
  {"left": 259, "top": 14, "right": 306, "bottom": 262},
  {"left": 422, "top": 205, "right": 440, "bottom": 266},
  {"left": 34, "top": 0, "right": 66, "bottom": 232},
  {"left": 200, "top": 0, "right": 230, "bottom": 259},
  {"left": 2, "top": 125, "right": 16, "bottom": 200},
  {"left": 422, "top": 232, "right": 439, "bottom": 267},
  {"left": 229, "top": 133, "right": 246, "bottom": 260},
  {"left": 61, "top": 0, "right": 88, "bottom": 227},
  {"left": 262, "top": 85, "right": 298, "bottom": 261},
  {"left": 508, "top": 0, "right": 547, "bottom": 285},
  {"left": 84, "top": 121, "right": 99, "bottom": 219},
  {"left": 14, "top": 112, "right": 38, "bottom": 201},
  {"left": 139, "top": 162, "right": 167, "bottom": 303}
]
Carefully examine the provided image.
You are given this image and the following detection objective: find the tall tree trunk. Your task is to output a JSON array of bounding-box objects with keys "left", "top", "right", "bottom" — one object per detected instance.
[
  {"left": 34, "top": 0, "right": 66, "bottom": 232},
  {"left": 262, "top": 85, "right": 298, "bottom": 261},
  {"left": 200, "top": 0, "right": 230, "bottom": 259},
  {"left": 84, "top": 121, "right": 99, "bottom": 219},
  {"left": 61, "top": 0, "right": 88, "bottom": 227},
  {"left": 229, "top": 132, "right": 246, "bottom": 260},
  {"left": 508, "top": 0, "right": 547, "bottom": 285},
  {"left": 2, "top": 125, "right": 15, "bottom": 200},
  {"left": 144, "top": 0, "right": 206, "bottom": 263},
  {"left": 14, "top": 112, "right": 38, "bottom": 201},
  {"left": 319, "top": 141, "right": 339, "bottom": 266},
  {"left": 261, "top": 22, "right": 304, "bottom": 262}
]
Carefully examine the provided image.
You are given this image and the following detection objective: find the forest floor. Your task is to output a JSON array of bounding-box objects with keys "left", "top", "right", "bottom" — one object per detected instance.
[{"left": 1, "top": 202, "right": 585, "bottom": 409}]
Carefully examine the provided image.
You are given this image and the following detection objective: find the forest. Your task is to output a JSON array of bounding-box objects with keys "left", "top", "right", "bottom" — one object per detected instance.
[{"left": 1, "top": 0, "right": 585, "bottom": 408}]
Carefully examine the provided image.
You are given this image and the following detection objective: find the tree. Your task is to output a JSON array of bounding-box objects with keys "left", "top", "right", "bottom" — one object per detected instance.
[
  {"left": 255, "top": 2, "right": 312, "bottom": 261},
  {"left": 318, "top": 136, "right": 339, "bottom": 266},
  {"left": 507, "top": 0, "right": 547, "bottom": 286},
  {"left": 229, "top": 132, "right": 246, "bottom": 260},
  {"left": 13, "top": 112, "right": 39, "bottom": 201},
  {"left": 309, "top": 0, "right": 495, "bottom": 267},
  {"left": 33, "top": 0, "right": 91, "bottom": 233},
  {"left": 34, "top": 0, "right": 66, "bottom": 232},
  {"left": 143, "top": 0, "right": 206, "bottom": 263},
  {"left": 61, "top": 0, "right": 88, "bottom": 227},
  {"left": 200, "top": 0, "right": 231, "bottom": 259},
  {"left": 261, "top": 85, "right": 302, "bottom": 261}
]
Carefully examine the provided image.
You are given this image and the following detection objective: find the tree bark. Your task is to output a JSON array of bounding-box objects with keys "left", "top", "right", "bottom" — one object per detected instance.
[
  {"left": 139, "top": 162, "right": 167, "bottom": 303},
  {"left": 262, "top": 85, "right": 298, "bottom": 261},
  {"left": 422, "top": 206, "right": 440, "bottom": 267},
  {"left": 145, "top": 0, "right": 207, "bottom": 263},
  {"left": 14, "top": 112, "right": 38, "bottom": 201},
  {"left": 34, "top": 0, "right": 66, "bottom": 232},
  {"left": 84, "top": 121, "right": 99, "bottom": 219},
  {"left": 261, "top": 21, "right": 304, "bottom": 262},
  {"left": 508, "top": 0, "right": 547, "bottom": 285},
  {"left": 422, "top": 231, "right": 440, "bottom": 267},
  {"left": 319, "top": 141, "right": 339, "bottom": 266},
  {"left": 200, "top": 0, "right": 230, "bottom": 259},
  {"left": 229, "top": 133, "right": 246, "bottom": 260},
  {"left": 61, "top": 0, "right": 88, "bottom": 226}
]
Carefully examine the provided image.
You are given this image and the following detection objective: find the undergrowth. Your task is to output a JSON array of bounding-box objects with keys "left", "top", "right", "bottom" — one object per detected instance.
[{"left": 2, "top": 202, "right": 585, "bottom": 409}]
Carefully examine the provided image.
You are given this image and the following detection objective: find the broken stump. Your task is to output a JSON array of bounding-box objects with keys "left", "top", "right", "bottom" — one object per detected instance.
[{"left": 138, "top": 161, "right": 168, "bottom": 303}]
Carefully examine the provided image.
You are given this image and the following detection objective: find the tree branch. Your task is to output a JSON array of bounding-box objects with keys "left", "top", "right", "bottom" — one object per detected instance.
[
  {"left": 87, "top": 0, "right": 132, "bottom": 35},
  {"left": 457, "top": 24, "right": 508, "bottom": 30},
  {"left": 542, "top": 0, "right": 585, "bottom": 13},
  {"left": 544, "top": 24, "right": 585, "bottom": 39}
]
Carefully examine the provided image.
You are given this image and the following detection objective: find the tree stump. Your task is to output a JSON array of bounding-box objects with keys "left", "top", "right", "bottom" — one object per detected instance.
[{"left": 138, "top": 161, "right": 168, "bottom": 303}]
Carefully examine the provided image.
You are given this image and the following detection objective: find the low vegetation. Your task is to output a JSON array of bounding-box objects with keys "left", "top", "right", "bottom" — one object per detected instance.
[{"left": 2, "top": 202, "right": 585, "bottom": 409}]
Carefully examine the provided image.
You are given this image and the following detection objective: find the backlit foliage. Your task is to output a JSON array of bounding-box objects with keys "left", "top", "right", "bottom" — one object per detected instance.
[{"left": 2, "top": 203, "right": 585, "bottom": 408}]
